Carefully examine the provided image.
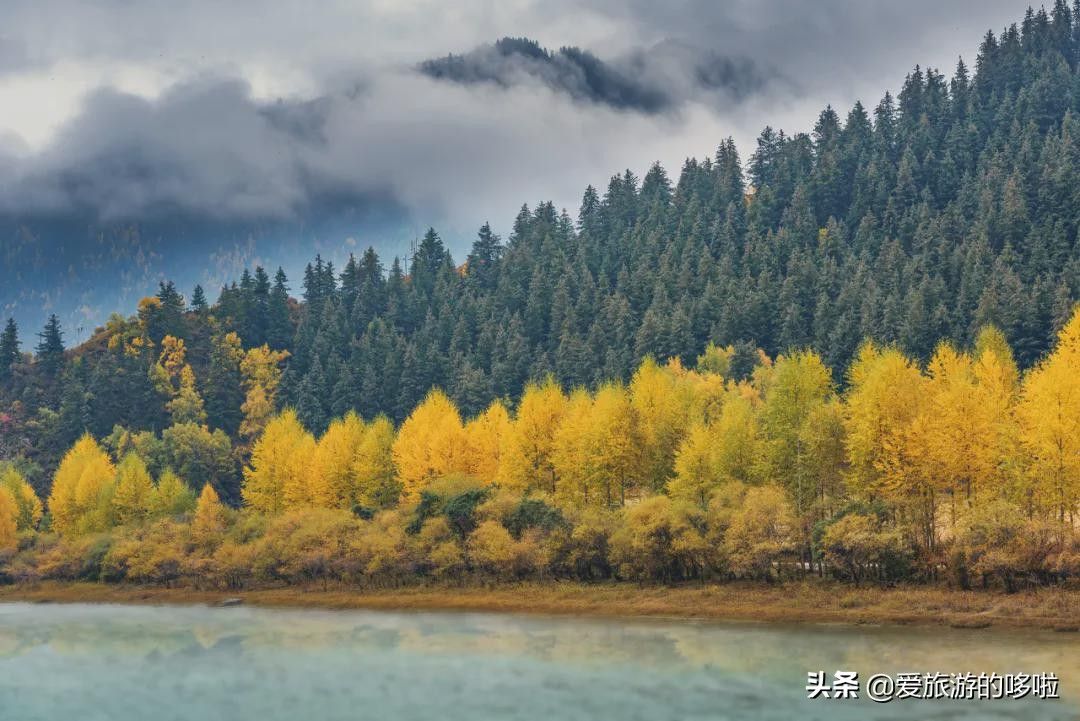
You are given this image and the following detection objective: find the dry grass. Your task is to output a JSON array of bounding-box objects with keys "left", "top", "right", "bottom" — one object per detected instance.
[{"left": 2, "top": 580, "right": 1079, "bottom": 630}]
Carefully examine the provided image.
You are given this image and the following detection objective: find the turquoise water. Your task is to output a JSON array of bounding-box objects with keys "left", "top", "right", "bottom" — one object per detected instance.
[{"left": 0, "top": 603, "right": 1077, "bottom": 720}]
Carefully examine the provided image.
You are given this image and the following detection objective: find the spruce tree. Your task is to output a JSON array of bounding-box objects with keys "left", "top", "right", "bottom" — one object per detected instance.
[
  {"left": 35, "top": 315, "right": 65, "bottom": 377},
  {"left": 296, "top": 358, "right": 329, "bottom": 434},
  {"left": 190, "top": 285, "right": 208, "bottom": 314},
  {"left": 267, "top": 268, "right": 292, "bottom": 350},
  {"left": 0, "top": 318, "right": 18, "bottom": 381},
  {"left": 465, "top": 222, "right": 502, "bottom": 291},
  {"left": 204, "top": 332, "right": 245, "bottom": 436}
]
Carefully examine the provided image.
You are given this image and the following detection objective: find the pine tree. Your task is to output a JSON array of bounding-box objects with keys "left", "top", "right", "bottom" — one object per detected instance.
[
  {"left": 465, "top": 222, "right": 503, "bottom": 290},
  {"left": 35, "top": 314, "right": 64, "bottom": 377},
  {"left": 205, "top": 331, "right": 245, "bottom": 436},
  {"left": 296, "top": 357, "right": 329, "bottom": 435},
  {"left": 410, "top": 227, "right": 451, "bottom": 298},
  {"left": 155, "top": 280, "right": 187, "bottom": 342},
  {"left": 190, "top": 285, "right": 208, "bottom": 314},
  {"left": 0, "top": 318, "right": 18, "bottom": 381},
  {"left": 267, "top": 268, "right": 293, "bottom": 350}
]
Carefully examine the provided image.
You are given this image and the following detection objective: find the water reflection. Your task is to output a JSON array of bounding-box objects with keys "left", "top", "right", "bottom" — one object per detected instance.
[{"left": 0, "top": 603, "right": 1077, "bottom": 721}]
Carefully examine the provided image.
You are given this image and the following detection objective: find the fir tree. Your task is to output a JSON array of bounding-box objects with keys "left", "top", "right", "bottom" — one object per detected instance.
[
  {"left": 0, "top": 318, "right": 18, "bottom": 382},
  {"left": 267, "top": 267, "right": 293, "bottom": 350},
  {"left": 35, "top": 315, "right": 64, "bottom": 377},
  {"left": 190, "top": 285, "right": 208, "bottom": 314}
]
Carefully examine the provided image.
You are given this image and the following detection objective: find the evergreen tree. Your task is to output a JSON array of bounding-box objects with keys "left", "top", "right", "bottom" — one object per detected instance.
[
  {"left": 465, "top": 222, "right": 503, "bottom": 290},
  {"left": 267, "top": 267, "right": 292, "bottom": 350},
  {"left": 0, "top": 318, "right": 18, "bottom": 382},
  {"left": 154, "top": 280, "right": 187, "bottom": 342},
  {"left": 190, "top": 285, "right": 208, "bottom": 314},
  {"left": 296, "top": 357, "right": 329, "bottom": 434},
  {"left": 205, "top": 332, "right": 245, "bottom": 436},
  {"left": 4, "top": 5, "right": 1080, "bottom": 493},
  {"left": 35, "top": 315, "right": 65, "bottom": 378},
  {"left": 410, "top": 227, "right": 452, "bottom": 298}
]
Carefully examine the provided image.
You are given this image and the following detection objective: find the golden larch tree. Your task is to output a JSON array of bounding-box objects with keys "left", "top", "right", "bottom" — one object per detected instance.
[
  {"left": 500, "top": 379, "right": 566, "bottom": 494},
  {"left": 242, "top": 409, "right": 316, "bottom": 513},
  {"left": 149, "top": 469, "right": 196, "bottom": 518},
  {"left": 669, "top": 422, "right": 723, "bottom": 508},
  {"left": 48, "top": 434, "right": 116, "bottom": 535},
  {"left": 588, "top": 382, "right": 641, "bottom": 505},
  {"left": 392, "top": 389, "right": 467, "bottom": 503},
  {"left": 551, "top": 390, "right": 597, "bottom": 507},
  {"left": 353, "top": 416, "right": 400, "bottom": 508},
  {"left": 843, "top": 344, "right": 933, "bottom": 548},
  {"left": 239, "top": 344, "right": 291, "bottom": 440},
  {"left": 112, "top": 453, "right": 155, "bottom": 525},
  {"left": 629, "top": 358, "right": 694, "bottom": 491},
  {"left": 0, "top": 486, "right": 19, "bottom": 553},
  {"left": 167, "top": 365, "right": 208, "bottom": 425},
  {"left": 0, "top": 465, "right": 43, "bottom": 531},
  {"left": 309, "top": 412, "right": 366, "bottom": 508},
  {"left": 191, "top": 483, "right": 229, "bottom": 547},
  {"left": 759, "top": 350, "right": 833, "bottom": 518},
  {"left": 463, "top": 400, "right": 512, "bottom": 483},
  {"left": 1017, "top": 307, "right": 1080, "bottom": 526}
]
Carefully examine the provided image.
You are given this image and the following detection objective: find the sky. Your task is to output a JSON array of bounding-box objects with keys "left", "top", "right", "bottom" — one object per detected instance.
[{"left": 0, "top": 0, "right": 1028, "bottom": 245}]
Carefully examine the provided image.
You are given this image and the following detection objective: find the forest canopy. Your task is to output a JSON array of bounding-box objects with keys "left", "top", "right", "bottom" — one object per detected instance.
[
  {"left": 1, "top": 4, "right": 1080, "bottom": 589},
  {"left": 0, "top": 308, "right": 1078, "bottom": 590}
]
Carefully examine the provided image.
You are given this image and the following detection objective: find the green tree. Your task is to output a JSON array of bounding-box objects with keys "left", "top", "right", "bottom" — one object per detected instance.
[
  {"left": 35, "top": 314, "right": 65, "bottom": 377},
  {"left": 0, "top": 318, "right": 18, "bottom": 381}
]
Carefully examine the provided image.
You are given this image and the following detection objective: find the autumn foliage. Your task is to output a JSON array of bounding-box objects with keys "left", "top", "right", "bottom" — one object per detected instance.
[{"left": 3, "top": 309, "right": 1080, "bottom": 591}]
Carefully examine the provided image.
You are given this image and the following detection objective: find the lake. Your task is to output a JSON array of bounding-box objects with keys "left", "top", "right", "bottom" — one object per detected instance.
[{"left": 0, "top": 602, "right": 1077, "bottom": 720}]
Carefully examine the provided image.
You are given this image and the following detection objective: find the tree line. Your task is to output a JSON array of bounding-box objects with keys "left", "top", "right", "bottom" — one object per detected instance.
[
  {"left": 0, "top": 307, "right": 1078, "bottom": 590},
  {"left": 1, "top": 3, "right": 1080, "bottom": 588},
  {"left": 4, "top": 4, "right": 1080, "bottom": 485}
]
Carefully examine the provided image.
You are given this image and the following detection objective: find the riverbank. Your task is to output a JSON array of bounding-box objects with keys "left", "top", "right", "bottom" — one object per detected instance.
[{"left": 2, "top": 581, "right": 1079, "bottom": 630}]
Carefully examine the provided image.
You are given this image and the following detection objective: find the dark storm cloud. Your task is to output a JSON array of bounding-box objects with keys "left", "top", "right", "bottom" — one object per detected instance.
[
  {"left": 0, "top": 31, "right": 777, "bottom": 229},
  {"left": 0, "top": 79, "right": 325, "bottom": 220},
  {"left": 0, "top": 0, "right": 1031, "bottom": 233},
  {"left": 569, "top": 0, "right": 1024, "bottom": 95},
  {"left": 0, "top": 65, "right": 698, "bottom": 230},
  {"left": 0, "top": 0, "right": 1035, "bottom": 335},
  {"left": 419, "top": 37, "right": 776, "bottom": 113}
]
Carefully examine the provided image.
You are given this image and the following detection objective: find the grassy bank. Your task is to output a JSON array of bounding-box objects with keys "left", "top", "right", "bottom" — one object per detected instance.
[{"left": 1, "top": 581, "right": 1079, "bottom": 630}]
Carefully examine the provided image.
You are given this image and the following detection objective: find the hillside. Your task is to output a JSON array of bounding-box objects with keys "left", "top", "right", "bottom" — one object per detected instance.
[{"left": 2, "top": 4, "right": 1080, "bottom": 484}]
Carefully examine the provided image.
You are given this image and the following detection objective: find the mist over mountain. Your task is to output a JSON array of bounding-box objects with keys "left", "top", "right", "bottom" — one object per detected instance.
[
  {"left": 0, "top": 0, "right": 1030, "bottom": 336},
  {"left": 0, "top": 200, "right": 411, "bottom": 341},
  {"left": 0, "top": 34, "right": 775, "bottom": 336},
  {"left": 419, "top": 36, "right": 776, "bottom": 113}
]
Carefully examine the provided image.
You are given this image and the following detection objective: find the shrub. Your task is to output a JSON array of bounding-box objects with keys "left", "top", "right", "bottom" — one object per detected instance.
[
  {"left": 350, "top": 510, "right": 415, "bottom": 586},
  {"left": 469, "top": 520, "right": 517, "bottom": 579},
  {"left": 608, "top": 496, "right": 709, "bottom": 583},
  {"left": 723, "top": 485, "right": 796, "bottom": 581},
  {"left": 35, "top": 534, "right": 113, "bottom": 581},
  {"left": 820, "top": 513, "right": 910, "bottom": 584},
  {"left": 547, "top": 508, "right": 616, "bottom": 580}
]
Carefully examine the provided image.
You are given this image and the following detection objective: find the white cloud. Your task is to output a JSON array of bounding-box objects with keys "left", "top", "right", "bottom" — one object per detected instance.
[{"left": 0, "top": 0, "right": 1031, "bottom": 239}]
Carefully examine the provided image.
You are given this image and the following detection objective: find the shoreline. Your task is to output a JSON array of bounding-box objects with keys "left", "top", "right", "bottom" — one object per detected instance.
[{"left": 1, "top": 581, "right": 1079, "bottom": 631}]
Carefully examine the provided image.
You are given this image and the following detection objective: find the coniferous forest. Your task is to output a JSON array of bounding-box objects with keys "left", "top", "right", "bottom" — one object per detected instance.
[{"left": 2, "top": 4, "right": 1080, "bottom": 589}]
